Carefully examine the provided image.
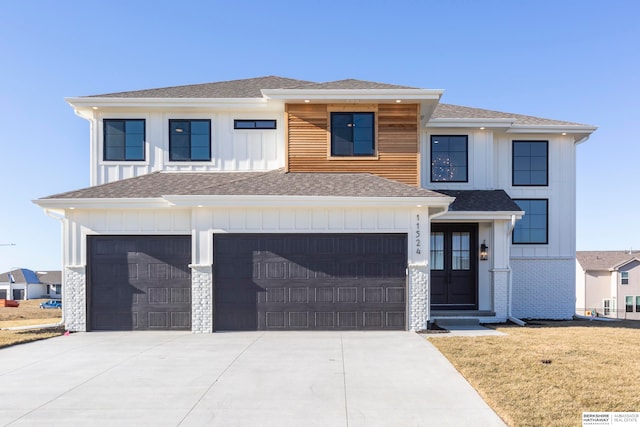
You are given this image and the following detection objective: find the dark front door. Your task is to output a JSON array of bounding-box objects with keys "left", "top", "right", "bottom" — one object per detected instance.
[
  {"left": 12, "top": 289, "right": 24, "bottom": 300},
  {"left": 430, "top": 224, "right": 477, "bottom": 310},
  {"left": 214, "top": 233, "right": 407, "bottom": 331}
]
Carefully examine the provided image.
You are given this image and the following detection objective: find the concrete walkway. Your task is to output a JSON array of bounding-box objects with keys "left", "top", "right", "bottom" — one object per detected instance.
[{"left": 0, "top": 331, "right": 505, "bottom": 426}]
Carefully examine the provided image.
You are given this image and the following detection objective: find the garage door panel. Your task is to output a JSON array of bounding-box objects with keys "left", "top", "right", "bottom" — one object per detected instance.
[
  {"left": 89, "top": 236, "right": 191, "bottom": 331},
  {"left": 214, "top": 234, "right": 407, "bottom": 331}
]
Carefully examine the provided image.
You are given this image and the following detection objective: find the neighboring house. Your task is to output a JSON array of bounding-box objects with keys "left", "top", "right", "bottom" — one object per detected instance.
[
  {"left": 0, "top": 268, "right": 47, "bottom": 300},
  {"left": 34, "top": 76, "right": 596, "bottom": 332},
  {"left": 576, "top": 251, "right": 640, "bottom": 320},
  {"left": 36, "top": 270, "right": 62, "bottom": 299}
]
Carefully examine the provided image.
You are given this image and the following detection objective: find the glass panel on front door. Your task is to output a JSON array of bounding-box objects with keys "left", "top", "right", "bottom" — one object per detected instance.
[
  {"left": 430, "top": 232, "right": 444, "bottom": 270},
  {"left": 452, "top": 232, "right": 470, "bottom": 270}
]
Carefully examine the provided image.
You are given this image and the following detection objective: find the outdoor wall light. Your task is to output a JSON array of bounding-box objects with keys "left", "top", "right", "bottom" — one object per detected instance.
[{"left": 480, "top": 241, "right": 489, "bottom": 261}]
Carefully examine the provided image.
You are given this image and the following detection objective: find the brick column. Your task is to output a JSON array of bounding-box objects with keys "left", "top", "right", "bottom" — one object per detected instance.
[
  {"left": 64, "top": 265, "right": 86, "bottom": 332},
  {"left": 190, "top": 265, "right": 213, "bottom": 333},
  {"left": 408, "top": 264, "right": 429, "bottom": 331}
]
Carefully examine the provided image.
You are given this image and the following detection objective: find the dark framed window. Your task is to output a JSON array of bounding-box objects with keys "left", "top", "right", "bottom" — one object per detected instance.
[
  {"left": 513, "top": 140, "right": 548, "bottom": 186},
  {"left": 330, "top": 112, "right": 375, "bottom": 156},
  {"left": 431, "top": 135, "right": 468, "bottom": 182},
  {"left": 625, "top": 296, "right": 633, "bottom": 313},
  {"left": 169, "top": 119, "right": 211, "bottom": 161},
  {"left": 234, "top": 119, "right": 276, "bottom": 129},
  {"left": 103, "top": 119, "right": 145, "bottom": 161},
  {"left": 621, "top": 271, "right": 629, "bottom": 285},
  {"left": 513, "top": 199, "right": 548, "bottom": 244}
]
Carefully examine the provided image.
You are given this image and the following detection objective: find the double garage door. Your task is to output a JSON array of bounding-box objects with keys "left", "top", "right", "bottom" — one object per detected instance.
[{"left": 89, "top": 234, "right": 407, "bottom": 331}]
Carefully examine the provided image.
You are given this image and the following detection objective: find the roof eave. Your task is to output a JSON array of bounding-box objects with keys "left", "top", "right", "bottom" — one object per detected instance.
[
  {"left": 438, "top": 210, "right": 524, "bottom": 221},
  {"left": 261, "top": 88, "right": 443, "bottom": 102},
  {"left": 33, "top": 198, "right": 171, "bottom": 210},
  {"left": 427, "top": 118, "right": 515, "bottom": 129},
  {"left": 163, "top": 194, "right": 454, "bottom": 208},
  {"left": 66, "top": 97, "right": 276, "bottom": 112}
]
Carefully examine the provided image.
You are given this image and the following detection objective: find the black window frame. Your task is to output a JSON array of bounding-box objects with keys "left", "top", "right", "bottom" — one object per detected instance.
[
  {"left": 512, "top": 140, "right": 549, "bottom": 186},
  {"left": 430, "top": 135, "right": 469, "bottom": 183},
  {"left": 234, "top": 119, "right": 277, "bottom": 130},
  {"left": 625, "top": 296, "right": 633, "bottom": 313},
  {"left": 330, "top": 112, "right": 376, "bottom": 157},
  {"left": 621, "top": 271, "right": 629, "bottom": 285},
  {"left": 512, "top": 199, "right": 549, "bottom": 245},
  {"left": 169, "top": 119, "right": 211, "bottom": 162},
  {"left": 103, "top": 119, "right": 146, "bottom": 161}
]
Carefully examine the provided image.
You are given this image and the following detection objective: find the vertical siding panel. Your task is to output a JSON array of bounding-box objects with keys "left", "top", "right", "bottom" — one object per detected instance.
[{"left": 287, "top": 103, "right": 419, "bottom": 186}]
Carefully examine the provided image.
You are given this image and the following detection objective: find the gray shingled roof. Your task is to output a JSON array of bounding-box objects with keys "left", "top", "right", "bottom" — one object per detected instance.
[
  {"left": 88, "top": 76, "right": 413, "bottom": 98},
  {"left": 42, "top": 169, "right": 448, "bottom": 199},
  {"left": 434, "top": 190, "right": 521, "bottom": 212},
  {"left": 576, "top": 251, "right": 640, "bottom": 271},
  {"left": 433, "top": 103, "right": 588, "bottom": 127},
  {"left": 89, "top": 76, "right": 315, "bottom": 98},
  {"left": 36, "top": 271, "right": 62, "bottom": 285},
  {"left": 84, "top": 76, "right": 592, "bottom": 127}
]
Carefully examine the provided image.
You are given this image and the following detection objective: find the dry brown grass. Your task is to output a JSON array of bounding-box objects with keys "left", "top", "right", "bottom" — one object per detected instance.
[
  {"left": 0, "top": 299, "right": 63, "bottom": 348},
  {"left": 428, "top": 320, "right": 640, "bottom": 427}
]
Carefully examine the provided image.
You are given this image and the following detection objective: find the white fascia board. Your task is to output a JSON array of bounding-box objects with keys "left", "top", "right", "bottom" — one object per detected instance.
[
  {"left": 261, "top": 88, "right": 444, "bottom": 102},
  {"left": 427, "top": 118, "right": 515, "bottom": 128},
  {"left": 163, "top": 194, "right": 454, "bottom": 209},
  {"left": 506, "top": 125, "right": 598, "bottom": 134},
  {"left": 438, "top": 210, "right": 524, "bottom": 221},
  {"left": 32, "top": 198, "right": 171, "bottom": 210},
  {"left": 65, "top": 97, "right": 275, "bottom": 112}
]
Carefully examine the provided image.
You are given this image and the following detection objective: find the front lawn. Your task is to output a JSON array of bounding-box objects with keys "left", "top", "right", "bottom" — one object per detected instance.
[
  {"left": 0, "top": 299, "right": 64, "bottom": 348},
  {"left": 428, "top": 320, "right": 640, "bottom": 427}
]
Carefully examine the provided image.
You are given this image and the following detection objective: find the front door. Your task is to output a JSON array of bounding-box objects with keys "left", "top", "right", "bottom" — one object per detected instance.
[{"left": 430, "top": 224, "right": 477, "bottom": 310}]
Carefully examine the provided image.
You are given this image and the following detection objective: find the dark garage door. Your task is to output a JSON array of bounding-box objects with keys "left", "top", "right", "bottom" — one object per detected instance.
[
  {"left": 88, "top": 236, "right": 192, "bottom": 331},
  {"left": 214, "top": 234, "right": 407, "bottom": 331}
]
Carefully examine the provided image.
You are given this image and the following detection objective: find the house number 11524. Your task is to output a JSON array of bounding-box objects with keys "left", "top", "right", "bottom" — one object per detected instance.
[{"left": 415, "top": 214, "right": 421, "bottom": 255}]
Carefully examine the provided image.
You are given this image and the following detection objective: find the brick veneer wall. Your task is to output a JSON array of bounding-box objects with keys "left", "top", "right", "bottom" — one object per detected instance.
[{"left": 510, "top": 258, "right": 575, "bottom": 319}]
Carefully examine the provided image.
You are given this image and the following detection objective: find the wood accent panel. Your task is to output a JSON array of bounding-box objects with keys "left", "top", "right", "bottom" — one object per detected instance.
[{"left": 286, "top": 103, "right": 419, "bottom": 186}]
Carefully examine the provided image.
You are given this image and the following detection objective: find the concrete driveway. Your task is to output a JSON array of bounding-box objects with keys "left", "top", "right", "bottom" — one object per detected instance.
[{"left": 0, "top": 331, "right": 504, "bottom": 426}]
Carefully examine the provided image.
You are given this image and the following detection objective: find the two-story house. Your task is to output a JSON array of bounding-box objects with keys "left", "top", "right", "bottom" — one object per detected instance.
[
  {"left": 576, "top": 251, "right": 640, "bottom": 320},
  {"left": 34, "top": 76, "right": 596, "bottom": 332}
]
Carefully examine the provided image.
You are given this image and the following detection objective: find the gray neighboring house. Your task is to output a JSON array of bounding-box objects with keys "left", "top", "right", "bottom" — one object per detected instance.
[
  {"left": 36, "top": 270, "right": 62, "bottom": 299},
  {"left": 576, "top": 251, "right": 640, "bottom": 319}
]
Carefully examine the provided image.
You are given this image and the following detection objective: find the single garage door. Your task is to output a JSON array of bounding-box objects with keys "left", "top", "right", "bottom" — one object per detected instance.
[
  {"left": 214, "top": 233, "right": 407, "bottom": 331},
  {"left": 88, "top": 236, "right": 192, "bottom": 331}
]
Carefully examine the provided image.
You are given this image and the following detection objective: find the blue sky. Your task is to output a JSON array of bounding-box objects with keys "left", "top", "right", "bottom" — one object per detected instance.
[{"left": 0, "top": 0, "right": 638, "bottom": 272}]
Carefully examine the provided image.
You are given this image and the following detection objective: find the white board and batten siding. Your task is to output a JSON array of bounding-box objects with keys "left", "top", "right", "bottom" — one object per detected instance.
[
  {"left": 422, "top": 129, "right": 577, "bottom": 258},
  {"left": 91, "top": 110, "right": 285, "bottom": 186}
]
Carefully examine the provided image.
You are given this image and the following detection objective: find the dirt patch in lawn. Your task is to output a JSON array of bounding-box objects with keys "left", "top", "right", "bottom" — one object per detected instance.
[
  {"left": 0, "top": 299, "right": 63, "bottom": 348},
  {"left": 428, "top": 319, "right": 640, "bottom": 427}
]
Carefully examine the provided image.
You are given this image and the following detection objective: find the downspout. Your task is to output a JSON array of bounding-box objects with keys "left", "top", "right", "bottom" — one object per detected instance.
[
  {"left": 42, "top": 208, "right": 66, "bottom": 329},
  {"left": 507, "top": 214, "right": 526, "bottom": 326}
]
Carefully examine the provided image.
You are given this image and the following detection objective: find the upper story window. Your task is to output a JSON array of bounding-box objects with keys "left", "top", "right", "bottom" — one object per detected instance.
[
  {"left": 513, "top": 199, "right": 548, "bottom": 244},
  {"left": 330, "top": 112, "right": 375, "bottom": 156},
  {"left": 234, "top": 119, "right": 277, "bottom": 129},
  {"left": 513, "top": 141, "right": 548, "bottom": 186},
  {"left": 169, "top": 119, "right": 211, "bottom": 161},
  {"left": 621, "top": 271, "right": 629, "bottom": 285},
  {"left": 431, "top": 135, "right": 468, "bottom": 182},
  {"left": 103, "top": 119, "right": 145, "bottom": 161}
]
